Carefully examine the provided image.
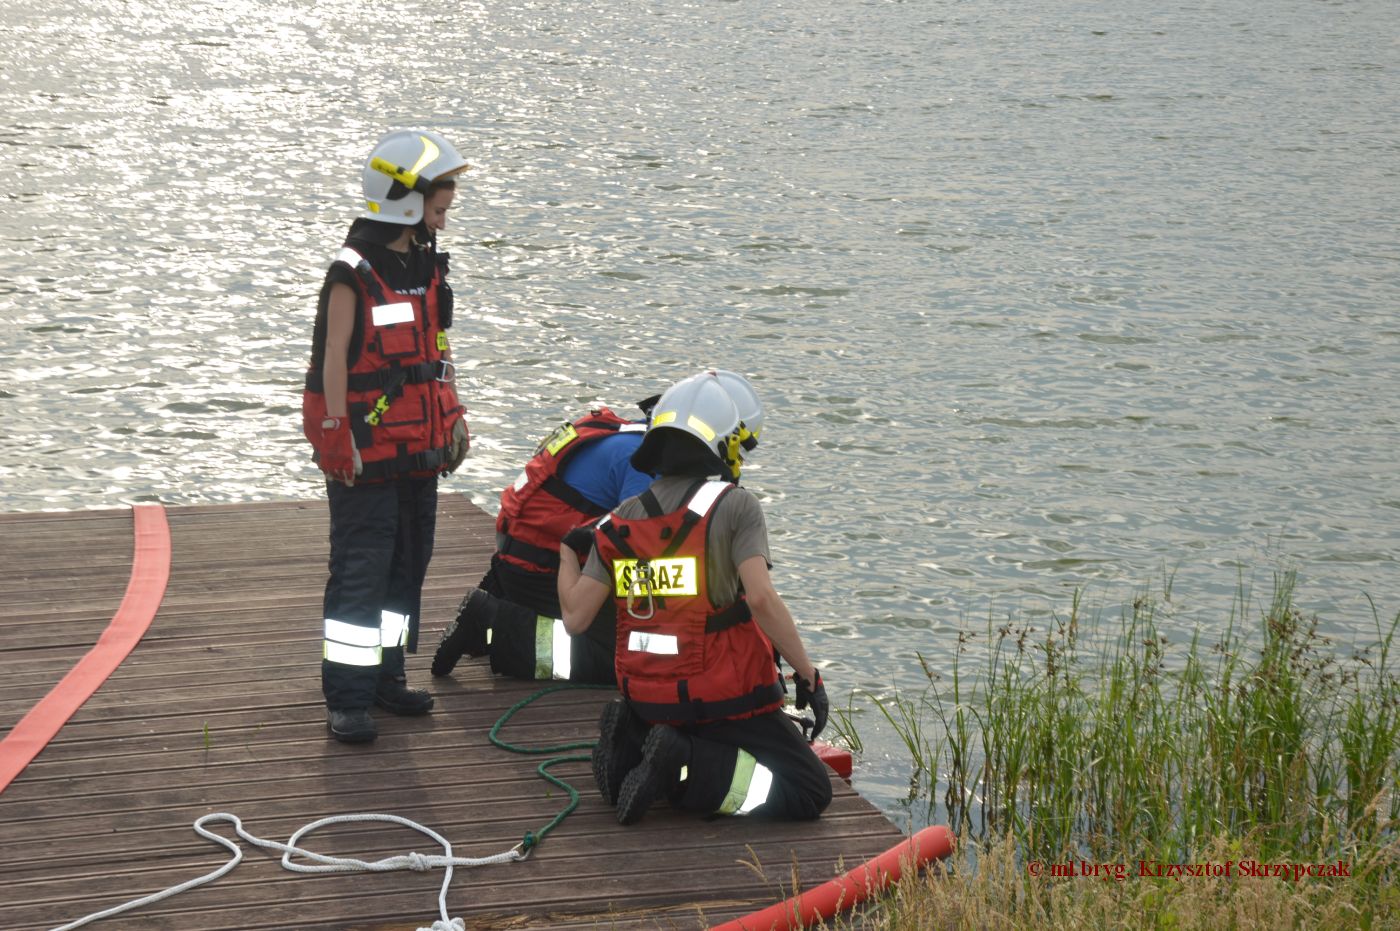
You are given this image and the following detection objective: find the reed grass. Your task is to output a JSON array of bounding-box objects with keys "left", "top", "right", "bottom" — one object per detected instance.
[{"left": 840, "top": 572, "right": 1400, "bottom": 929}]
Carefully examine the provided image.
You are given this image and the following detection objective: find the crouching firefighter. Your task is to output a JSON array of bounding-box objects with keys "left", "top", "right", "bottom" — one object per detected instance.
[
  {"left": 432, "top": 372, "right": 762, "bottom": 685},
  {"left": 430, "top": 400, "right": 655, "bottom": 683},
  {"left": 557, "top": 371, "right": 832, "bottom": 824},
  {"left": 302, "top": 129, "right": 473, "bottom": 744}
]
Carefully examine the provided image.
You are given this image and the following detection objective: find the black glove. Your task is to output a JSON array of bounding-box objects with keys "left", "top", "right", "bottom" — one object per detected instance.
[
  {"left": 561, "top": 526, "right": 595, "bottom": 558},
  {"left": 792, "top": 668, "right": 828, "bottom": 742}
]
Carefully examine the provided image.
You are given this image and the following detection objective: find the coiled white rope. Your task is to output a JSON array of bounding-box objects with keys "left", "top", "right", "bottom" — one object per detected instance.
[{"left": 47, "top": 811, "right": 528, "bottom": 931}]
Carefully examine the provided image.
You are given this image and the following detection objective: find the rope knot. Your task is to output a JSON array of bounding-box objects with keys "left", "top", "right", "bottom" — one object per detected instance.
[
  {"left": 406, "top": 851, "right": 433, "bottom": 871},
  {"left": 415, "top": 919, "right": 466, "bottom": 931}
]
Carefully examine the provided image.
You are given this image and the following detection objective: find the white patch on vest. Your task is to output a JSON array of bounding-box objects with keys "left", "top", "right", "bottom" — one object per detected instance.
[
  {"left": 372, "top": 301, "right": 415, "bottom": 326},
  {"left": 627, "top": 631, "right": 680, "bottom": 655}
]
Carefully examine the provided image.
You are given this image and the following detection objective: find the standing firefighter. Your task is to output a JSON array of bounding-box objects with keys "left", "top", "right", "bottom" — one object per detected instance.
[
  {"left": 558, "top": 371, "right": 832, "bottom": 824},
  {"left": 302, "top": 129, "right": 472, "bottom": 744}
]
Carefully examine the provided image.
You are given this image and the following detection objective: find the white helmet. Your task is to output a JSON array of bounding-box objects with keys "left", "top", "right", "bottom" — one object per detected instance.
[
  {"left": 631, "top": 372, "right": 746, "bottom": 479},
  {"left": 710, "top": 369, "right": 763, "bottom": 454},
  {"left": 361, "top": 129, "right": 470, "bottom": 225}
]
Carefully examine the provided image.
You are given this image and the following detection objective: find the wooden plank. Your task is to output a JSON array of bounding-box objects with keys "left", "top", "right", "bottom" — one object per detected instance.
[
  {"left": 0, "top": 508, "right": 134, "bottom": 736},
  {"left": 0, "top": 495, "right": 909, "bottom": 931}
]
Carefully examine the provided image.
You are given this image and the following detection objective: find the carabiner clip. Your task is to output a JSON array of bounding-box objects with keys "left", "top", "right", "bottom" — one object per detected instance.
[{"left": 626, "top": 573, "right": 655, "bottom": 621}]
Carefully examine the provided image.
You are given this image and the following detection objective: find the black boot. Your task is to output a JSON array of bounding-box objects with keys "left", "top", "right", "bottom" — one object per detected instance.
[
  {"left": 374, "top": 675, "right": 435, "bottom": 715},
  {"left": 327, "top": 708, "right": 377, "bottom": 744},
  {"left": 616, "top": 725, "right": 691, "bottom": 825},
  {"left": 593, "top": 700, "right": 648, "bottom": 806},
  {"left": 432, "top": 588, "right": 492, "bottom": 676}
]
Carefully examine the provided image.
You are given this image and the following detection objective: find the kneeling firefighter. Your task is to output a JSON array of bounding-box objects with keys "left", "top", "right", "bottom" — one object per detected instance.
[
  {"left": 432, "top": 372, "right": 766, "bottom": 686},
  {"left": 557, "top": 371, "right": 832, "bottom": 824},
  {"left": 430, "top": 398, "right": 657, "bottom": 683},
  {"left": 302, "top": 129, "right": 473, "bottom": 744}
]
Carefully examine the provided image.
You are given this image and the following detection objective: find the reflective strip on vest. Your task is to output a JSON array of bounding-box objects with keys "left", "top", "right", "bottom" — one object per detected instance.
[
  {"left": 371, "top": 301, "right": 415, "bottom": 326},
  {"left": 324, "top": 618, "right": 381, "bottom": 666},
  {"left": 380, "top": 610, "right": 409, "bottom": 648},
  {"left": 627, "top": 630, "right": 680, "bottom": 655},
  {"left": 533, "top": 616, "right": 573, "bottom": 680},
  {"left": 687, "top": 480, "right": 728, "bottom": 516},
  {"left": 715, "top": 750, "right": 775, "bottom": 816},
  {"left": 619, "top": 423, "right": 647, "bottom": 432},
  {"left": 336, "top": 246, "right": 366, "bottom": 269}
]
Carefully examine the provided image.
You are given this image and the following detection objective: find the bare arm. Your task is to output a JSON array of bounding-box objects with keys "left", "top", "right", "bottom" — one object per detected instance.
[
  {"left": 558, "top": 542, "right": 610, "bottom": 635},
  {"left": 322, "top": 283, "right": 356, "bottom": 419},
  {"left": 737, "top": 555, "right": 817, "bottom": 684}
]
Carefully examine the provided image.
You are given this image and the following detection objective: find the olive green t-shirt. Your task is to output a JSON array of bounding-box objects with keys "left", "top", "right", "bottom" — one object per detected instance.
[{"left": 582, "top": 476, "right": 770, "bottom": 607}]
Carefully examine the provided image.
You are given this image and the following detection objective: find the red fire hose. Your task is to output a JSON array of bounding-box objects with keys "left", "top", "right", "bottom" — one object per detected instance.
[{"left": 710, "top": 824, "right": 956, "bottom": 931}]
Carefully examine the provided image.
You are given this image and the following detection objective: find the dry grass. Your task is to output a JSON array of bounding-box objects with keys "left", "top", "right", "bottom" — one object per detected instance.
[{"left": 826, "top": 833, "right": 1400, "bottom": 931}]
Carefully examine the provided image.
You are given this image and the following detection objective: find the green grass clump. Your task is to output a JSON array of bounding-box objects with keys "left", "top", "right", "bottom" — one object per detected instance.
[{"left": 848, "top": 572, "right": 1399, "bottom": 929}]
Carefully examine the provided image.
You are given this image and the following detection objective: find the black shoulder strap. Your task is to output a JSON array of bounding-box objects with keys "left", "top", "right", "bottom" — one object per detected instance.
[{"left": 597, "top": 518, "right": 637, "bottom": 560}]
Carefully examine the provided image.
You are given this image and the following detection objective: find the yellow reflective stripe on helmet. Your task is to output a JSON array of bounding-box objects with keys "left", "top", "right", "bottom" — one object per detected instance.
[
  {"left": 410, "top": 135, "right": 440, "bottom": 176},
  {"left": 685, "top": 415, "right": 715, "bottom": 441},
  {"left": 652, "top": 410, "right": 677, "bottom": 426},
  {"left": 715, "top": 750, "right": 774, "bottom": 815}
]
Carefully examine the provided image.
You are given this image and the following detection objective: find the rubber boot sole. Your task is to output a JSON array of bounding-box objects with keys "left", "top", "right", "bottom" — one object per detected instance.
[
  {"left": 593, "top": 701, "right": 643, "bottom": 807},
  {"left": 616, "top": 725, "right": 685, "bottom": 826}
]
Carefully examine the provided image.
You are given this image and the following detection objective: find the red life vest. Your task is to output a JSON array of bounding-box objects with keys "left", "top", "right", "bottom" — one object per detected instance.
[
  {"left": 496, "top": 408, "right": 646, "bottom": 573},
  {"left": 302, "top": 246, "right": 466, "bottom": 481},
  {"left": 593, "top": 479, "right": 784, "bottom": 725}
]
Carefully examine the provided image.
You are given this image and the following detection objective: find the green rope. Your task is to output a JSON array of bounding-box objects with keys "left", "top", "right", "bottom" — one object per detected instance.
[{"left": 488, "top": 682, "right": 616, "bottom": 850}]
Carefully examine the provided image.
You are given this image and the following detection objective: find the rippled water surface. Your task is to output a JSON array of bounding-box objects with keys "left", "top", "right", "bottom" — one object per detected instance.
[{"left": 4, "top": 0, "right": 1399, "bottom": 821}]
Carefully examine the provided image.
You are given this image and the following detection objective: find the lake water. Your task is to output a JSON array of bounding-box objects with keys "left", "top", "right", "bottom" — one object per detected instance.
[{"left": 3, "top": 0, "right": 1398, "bottom": 825}]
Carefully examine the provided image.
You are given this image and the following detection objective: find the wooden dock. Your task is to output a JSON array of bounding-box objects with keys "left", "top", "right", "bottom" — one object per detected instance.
[{"left": 0, "top": 496, "right": 915, "bottom": 930}]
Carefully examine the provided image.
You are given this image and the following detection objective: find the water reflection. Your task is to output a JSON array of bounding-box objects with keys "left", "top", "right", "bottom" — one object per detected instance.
[{"left": 3, "top": 0, "right": 1399, "bottom": 823}]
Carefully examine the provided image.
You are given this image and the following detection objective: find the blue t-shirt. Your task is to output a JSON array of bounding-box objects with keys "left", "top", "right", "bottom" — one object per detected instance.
[{"left": 559, "top": 431, "right": 651, "bottom": 510}]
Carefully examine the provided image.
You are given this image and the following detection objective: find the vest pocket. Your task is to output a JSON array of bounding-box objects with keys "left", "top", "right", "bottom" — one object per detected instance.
[
  {"left": 376, "top": 390, "right": 429, "bottom": 443},
  {"left": 374, "top": 323, "right": 421, "bottom": 360},
  {"left": 348, "top": 392, "right": 429, "bottom": 449}
]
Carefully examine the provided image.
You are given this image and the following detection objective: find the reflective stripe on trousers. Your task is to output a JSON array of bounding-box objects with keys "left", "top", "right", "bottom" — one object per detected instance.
[
  {"left": 533, "top": 616, "right": 572, "bottom": 680},
  {"left": 324, "top": 610, "right": 408, "bottom": 666},
  {"left": 715, "top": 749, "right": 775, "bottom": 816}
]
